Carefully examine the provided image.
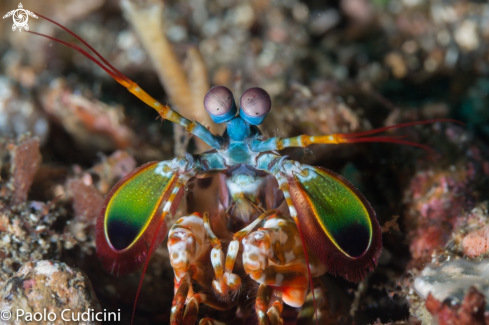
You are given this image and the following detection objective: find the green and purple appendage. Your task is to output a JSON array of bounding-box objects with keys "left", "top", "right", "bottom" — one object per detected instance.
[
  {"left": 96, "top": 161, "right": 183, "bottom": 276},
  {"left": 287, "top": 166, "right": 382, "bottom": 282}
]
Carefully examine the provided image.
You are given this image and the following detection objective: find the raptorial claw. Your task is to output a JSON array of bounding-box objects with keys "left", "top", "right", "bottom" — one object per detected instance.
[
  {"left": 170, "top": 270, "right": 193, "bottom": 325},
  {"left": 256, "top": 284, "right": 285, "bottom": 325},
  {"left": 182, "top": 296, "right": 199, "bottom": 325},
  {"left": 243, "top": 212, "right": 326, "bottom": 308},
  {"left": 267, "top": 301, "right": 284, "bottom": 325},
  {"left": 168, "top": 213, "right": 205, "bottom": 280}
]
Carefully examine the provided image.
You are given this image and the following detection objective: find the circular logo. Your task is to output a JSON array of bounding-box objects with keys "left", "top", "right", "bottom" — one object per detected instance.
[
  {"left": 13, "top": 9, "right": 28, "bottom": 28},
  {"left": 0, "top": 310, "right": 11, "bottom": 321},
  {"left": 3, "top": 3, "right": 38, "bottom": 32}
]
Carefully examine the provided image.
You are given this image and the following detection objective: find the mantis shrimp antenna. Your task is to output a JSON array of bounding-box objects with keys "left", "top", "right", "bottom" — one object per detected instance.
[
  {"left": 250, "top": 118, "right": 465, "bottom": 152},
  {"left": 30, "top": 12, "right": 131, "bottom": 85},
  {"left": 28, "top": 13, "right": 224, "bottom": 150},
  {"left": 336, "top": 118, "right": 465, "bottom": 150}
]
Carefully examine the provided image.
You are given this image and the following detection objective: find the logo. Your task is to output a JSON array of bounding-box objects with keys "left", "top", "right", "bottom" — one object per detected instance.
[{"left": 3, "top": 3, "right": 38, "bottom": 32}]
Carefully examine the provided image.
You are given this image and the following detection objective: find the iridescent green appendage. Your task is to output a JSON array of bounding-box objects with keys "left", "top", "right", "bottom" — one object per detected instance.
[
  {"left": 288, "top": 165, "right": 382, "bottom": 282},
  {"left": 105, "top": 162, "right": 176, "bottom": 251},
  {"left": 295, "top": 167, "right": 372, "bottom": 258},
  {"left": 96, "top": 161, "right": 181, "bottom": 275}
]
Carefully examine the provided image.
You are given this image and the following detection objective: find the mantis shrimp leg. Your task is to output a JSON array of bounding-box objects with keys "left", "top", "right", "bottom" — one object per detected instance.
[
  {"left": 168, "top": 213, "right": 210, "bottom": 295},
  {"left": 169, "top": 209, "right": 296, "bottom": 324},
  {"left": 170, "top": 267, "right": 232, "bottom": 325},
  {"left": 202, "top": 210, "right": 277, "bottom": 299},
  {"left": 168, "top": 213, "right": 234, "bottom": 325},
  {"left": 256, "top": 283, "right": 284, "bottom": 325},
  {"left": 242, "top": 212, "right": 326, "bottom": 309}
]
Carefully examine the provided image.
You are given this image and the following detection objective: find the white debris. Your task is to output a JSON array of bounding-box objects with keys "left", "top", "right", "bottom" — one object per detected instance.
[
  {"left": 414, "top": 259, "right": 489, "bottom": 311},
  {"left": 34, "top": 260, "right": 61, "bottom": 278}
]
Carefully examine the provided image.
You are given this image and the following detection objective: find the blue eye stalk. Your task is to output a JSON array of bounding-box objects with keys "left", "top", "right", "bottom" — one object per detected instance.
[{"left": 204, "top": 86, "right": 272, "bottom": 141}]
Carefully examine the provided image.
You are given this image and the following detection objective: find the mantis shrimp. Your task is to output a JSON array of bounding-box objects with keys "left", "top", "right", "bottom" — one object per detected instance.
[{"left": 29, "top": 13, "right": 460, "bottom": 325}]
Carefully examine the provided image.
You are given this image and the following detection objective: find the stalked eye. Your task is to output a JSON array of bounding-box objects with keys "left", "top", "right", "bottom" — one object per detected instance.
[
  {"left": 239, "top": 87, "right": 271, "bottom": 125},
  {"left": 203, "top": 86, "right": 237, "bottom": 123}
]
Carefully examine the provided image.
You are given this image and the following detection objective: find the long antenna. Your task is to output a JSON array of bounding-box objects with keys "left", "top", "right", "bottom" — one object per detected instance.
[{"left": 32, "top": 12, "right": 130, "bottom": 84}]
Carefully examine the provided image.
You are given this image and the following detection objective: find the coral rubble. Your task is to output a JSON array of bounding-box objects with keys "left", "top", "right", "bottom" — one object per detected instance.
[{"left": 0, "top": 260, "right": 101, "bottom": 325}]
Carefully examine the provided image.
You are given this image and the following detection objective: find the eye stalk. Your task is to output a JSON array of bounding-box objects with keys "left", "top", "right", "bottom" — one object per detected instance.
[
  {"left": 203, "top": 86, "right": 237, "bottom": 123},
  {"left": 239, "top": 87, "right": 271, "bottom": 125}
]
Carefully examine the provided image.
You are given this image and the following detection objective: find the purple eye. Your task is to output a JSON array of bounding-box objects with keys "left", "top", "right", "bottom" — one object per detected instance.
[
  {"left": 203, "top": 86, "right": 237, "bottom": 123},
  {"left": 239, "top": 87, "right": 271, "bottom": 125}
]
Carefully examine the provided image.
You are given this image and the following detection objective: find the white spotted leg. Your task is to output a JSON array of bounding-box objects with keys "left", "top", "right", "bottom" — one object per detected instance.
[
  {"left": 256, "top": 283, "right": 284, "bottom": 325},
  {"left": 168, "top": 213, "right": 210, "bottom": 296},
  {"left": 203, "top": 210, "right": 277, "bottom": 299},
  {"left": 168, "top": 213, "right": 235, "bottom": 325}
]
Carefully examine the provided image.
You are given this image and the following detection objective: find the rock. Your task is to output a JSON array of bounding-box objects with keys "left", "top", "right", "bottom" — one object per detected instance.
[
  {"left": 385, "top": 52, "right": 407, "bottom": 79},
  {"left": 0, "top": 78, "right": 48, "bottom": 144},
  {"left": 40, "top": 79, "right": 135, "bottom": 152},
  {"left": 309, "top": 10, "right": 340, "bottom": 35},
  {"left": 7, "top": 137, "right": 42, "bottom": 206},
  {"left": 425, "top": 287, "right": 489, "bottom": 325},
  {"left": 454, "top": 20, "right": 479, "bottom": 52},
  {"left": 0, "top": 136, "right": 78, "bottom": 285},
  {"left": 0, "top": 260, "right": 102, "bottom": 325},
  {"left": 404, "top": 166, "right": 469, "bottom": 263},
  {"left": 341, "top": 0, "right": 374, "bottom": 25},
  {"left": 463, "top": 225, "right": 489, "bottom": 258}
]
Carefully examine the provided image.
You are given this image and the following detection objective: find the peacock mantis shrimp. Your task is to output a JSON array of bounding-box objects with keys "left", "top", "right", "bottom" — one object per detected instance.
[{"left": 29, "top": 12, "right": 460, "bottom": 325}]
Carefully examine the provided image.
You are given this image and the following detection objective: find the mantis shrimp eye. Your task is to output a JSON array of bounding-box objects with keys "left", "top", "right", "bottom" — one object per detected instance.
[
  {"left": 203, "top": 86, "right": 237, "bottom": 123},
  {"left": 239, "top": 87, "right": 271, "bottom": 125}
]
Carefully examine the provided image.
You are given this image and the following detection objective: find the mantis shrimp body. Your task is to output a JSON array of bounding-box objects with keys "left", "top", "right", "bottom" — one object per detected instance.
[
  {"left": 29, "top": 13, "right": 460, "bottom": 325},
  {"left": 95, "top": 84, "right": 382, "bottom": 323}
]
